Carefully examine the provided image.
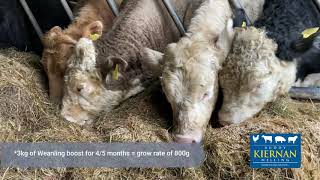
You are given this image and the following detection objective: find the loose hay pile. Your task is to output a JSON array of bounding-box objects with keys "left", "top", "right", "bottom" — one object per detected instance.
[{"left": 0, "top": 48, "right": 319, "bottom": 179}]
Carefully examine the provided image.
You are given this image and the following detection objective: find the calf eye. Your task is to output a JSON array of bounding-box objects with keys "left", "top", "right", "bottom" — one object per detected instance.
[
  {"left": 257, "top": 83, "right": 263, "bottom": 89},
  {"left": 76, "top": 85, "right": 84, "bottom": 93},
  {"left": 201, "top": 92, "right": 209, "bottom": 101}
]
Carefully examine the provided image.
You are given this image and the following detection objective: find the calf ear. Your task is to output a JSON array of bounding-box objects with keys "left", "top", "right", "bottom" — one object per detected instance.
[
  {"left": 216, "top": 19, "right": 235, "bottom": 56},
  {"left": 83, "top": 21, "right": 104, "bottom": 39},
  {"left": 43, "top": 26, "right": 77, "bottom": 47},
  {"left": 42, "top": 26, "right": 62, "bottom": 47},
  {"left": 141, "top": 48, "right": 164, "bottom": 77},
  {"left": 107, "top": 56, "right": 128, "bottom": 70},
  {"left": 104, "top": 56, "right": 128, "bottom": 82}
]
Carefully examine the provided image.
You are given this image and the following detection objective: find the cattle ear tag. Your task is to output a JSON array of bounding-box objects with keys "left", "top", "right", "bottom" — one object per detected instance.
[
  {"left": 112, "top": 64, "right": 119, "bottom": 80},
  {"left": 89, "top": 33, "right": 101, "bottom": 41},
  {"left": 302, "top": 27, "right": 319, "bottom": 38},
  {"left": 242, "top": 22, "right": 247, "bottom": 28}
]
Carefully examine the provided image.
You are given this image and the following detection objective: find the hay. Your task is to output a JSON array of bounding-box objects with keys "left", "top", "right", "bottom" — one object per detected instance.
[{"left": 0, "top": 48, "right": 319, "bottom": 179}]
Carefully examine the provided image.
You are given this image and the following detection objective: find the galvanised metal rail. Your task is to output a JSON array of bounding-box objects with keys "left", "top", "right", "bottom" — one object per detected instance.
[
  {"left": 19, "top": 0, "right": 44, "bottom": 39},
  {"left": 313, "top": 0, "right": 320, "bottom": 14},
  {"left": 162, "top": 0, "right": 186, "bottom": 36},
  {"left": 61, "top": 0, "right": 74, "bottom": 21},
  {"left": 289, "top": 87, "right": 320, "bottom": 100},
  {"left": 229, "top": 0, "right": 251, "bottom": 25},
  {"left": 107, "top": 0, "right": 120, "bottom": 16}
]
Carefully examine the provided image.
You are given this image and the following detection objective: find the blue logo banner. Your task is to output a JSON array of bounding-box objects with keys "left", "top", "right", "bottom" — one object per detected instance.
[{"left": 250, "top": 134, "right": 301, "bottom": 168}]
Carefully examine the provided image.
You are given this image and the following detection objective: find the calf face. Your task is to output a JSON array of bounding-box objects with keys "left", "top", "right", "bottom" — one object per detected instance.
[
  {"left": 41, "top": 21, "right": 103, "bottom": 103},
  {"left": 61, "top": 38, "right": 111, "bottom": 125},
  {"left": 61, "top": 38, "right": 142, "bottom": 125},
  {"left": 142, "top": 20, "right": 235, "bottom": 143},
  {"left": 219, "top": 27, "right": 296, "bottom": 125}
]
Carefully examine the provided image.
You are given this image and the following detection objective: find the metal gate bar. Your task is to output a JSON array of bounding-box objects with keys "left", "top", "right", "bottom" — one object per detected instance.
[
  {"left": 107, "top": 0, "right": 120, "bottom": 16},
  {"left": 229, "top": 0, "right": 251, "bottom": 25},
  {"left": 312, "top": 0, "right": 320, "bottom": 13},
  {"left": 162, "top": 0, "right": 186, "bottom": 36},
  {"left": 19, "top": 0, "right": 43, "bottom": 39},
  {"left": 162, "top": 0, "right": 250, "bottom": 36},
  {"left": 61, "top": 0, "right": 74, "bottom": 21},
  {"left": 289, "top": 87, "right": 320, "bottom": 100}
]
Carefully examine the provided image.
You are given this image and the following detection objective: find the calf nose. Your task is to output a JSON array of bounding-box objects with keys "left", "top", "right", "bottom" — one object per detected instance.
[
  {"left": 173, "top": 133, "right": 203, "bottom": 144},
  {"left": 218, "top": 111, "right": 233, "bottom": 126},
  {"left": 174, "top": 136, "right": 196, "bottom": 144}
]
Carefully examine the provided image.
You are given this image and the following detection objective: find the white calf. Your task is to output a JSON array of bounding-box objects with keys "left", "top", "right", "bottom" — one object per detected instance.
[{"left": 219, "top": 27, "right": 296, "bottom": 125}]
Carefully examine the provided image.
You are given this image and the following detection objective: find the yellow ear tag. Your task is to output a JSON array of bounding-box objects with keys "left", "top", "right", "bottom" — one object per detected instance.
[
  {"left": 242, "top": 22, "right": 247, "bottom": 28},
  {"left": 302, "top": 27, "right": 319, "bottom": 38},
  {"left": 112, "top": 64, "right": 119, "bottom": 80},
  {"left": 89, "top": 33, "right": 101, "bottom": 41}
]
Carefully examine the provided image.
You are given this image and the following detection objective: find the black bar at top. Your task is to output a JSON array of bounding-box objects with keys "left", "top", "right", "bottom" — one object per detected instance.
[
  {"left": 163, "top": 0, "right": 186, "bottom": 36},
  {"left": 107, "top": 0, "right": 120, "bottom": 16}
]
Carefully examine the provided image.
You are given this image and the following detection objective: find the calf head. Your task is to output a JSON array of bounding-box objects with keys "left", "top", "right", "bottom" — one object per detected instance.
[
  {"left": 219, "top": 27, "right": 296, "bottom": 126},
  {"left": 142, "top": 20, "right": 235, "bottom": 143},
  {"left": 41, "top": 26, "right": 77, "bottom": 104},
  {"left": 61, "top": 38, "right": 141, "bottom": 125},
  {"left": 41, "top": 21, "right": 103, "bottom": 104}
]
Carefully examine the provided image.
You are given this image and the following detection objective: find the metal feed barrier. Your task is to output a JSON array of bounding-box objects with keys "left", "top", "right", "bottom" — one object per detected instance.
[
  {"left": 289, "top": 87, "right": 320, "bottom": 100},
  {"left": 162, "top": 0, "right": 251, "bottom": 36},
  {"left": 19, "top": 0, "right": 44, "bottom": 38},
  {"left": 18, "top": 0, "right": 320, "bottom": 100},
  {"left": 229, "top": 0, "right": 252, "bottom": 26},
  {"left": 162, "top": 0, "right": 186, "bottom": 36},
  {"left": 106, "top": 0, "right": 120, "bottom": 16},
  {"left": 61, "top": 0, "right": 74, "bottom": 21},
  {"left": 314, "top": 0, "right": 320, "bottom": 12},
  {"left": 19, "top": 0, "right": 120, "bottom": 40}
]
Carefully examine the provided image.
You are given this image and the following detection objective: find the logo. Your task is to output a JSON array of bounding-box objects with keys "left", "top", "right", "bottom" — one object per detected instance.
[{"left": 250, "top": 134, "right": 301, "bottom": 168}]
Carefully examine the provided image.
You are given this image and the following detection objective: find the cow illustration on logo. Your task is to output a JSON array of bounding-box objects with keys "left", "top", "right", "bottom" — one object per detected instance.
[{"left": 261, "top": 135, "right": 272, "bottom": 143}]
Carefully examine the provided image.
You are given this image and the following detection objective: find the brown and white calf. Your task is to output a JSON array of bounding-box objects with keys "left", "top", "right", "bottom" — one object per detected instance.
[
  {"left": 61, "top": 0, "right": 202, "bottom": 125},
  {"left": 142, "top": 0, "right": 265, "bottom": 143},
  {"left": 41, "top": 0, "right": 122, "bottom": 104}
]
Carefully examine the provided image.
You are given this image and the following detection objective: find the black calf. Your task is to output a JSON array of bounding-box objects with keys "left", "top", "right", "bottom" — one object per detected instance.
[
  {"left": 0, "top": 1, "right": 29, "bottom": 50},
  {"left": 254, "top": 0, "right": 320, "bottom": 61},
  {"left": 254, "top": 0, "right": 320, "bottom": 81},
  {"left": 296, "top": 36, "right": 320, "bottom": 80}
]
